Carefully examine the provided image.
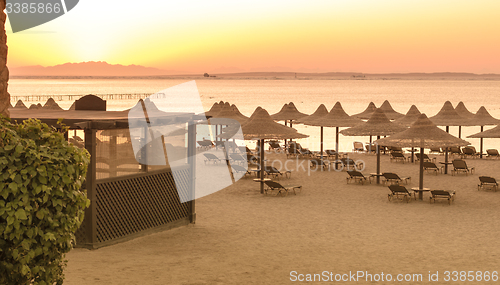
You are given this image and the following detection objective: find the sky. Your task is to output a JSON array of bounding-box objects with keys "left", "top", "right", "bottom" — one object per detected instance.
[{"left": 5, "top": 0, "right": 500, "bottom": 74}]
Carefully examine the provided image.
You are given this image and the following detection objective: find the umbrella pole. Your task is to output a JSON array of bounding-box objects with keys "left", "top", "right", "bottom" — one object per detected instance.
[
  {"left": 335, "top": 127, "right": 339, "bottom": 170},
  {"left": 444, "top": 126, "right": 449, "bottom": 174},
  {"left": 369, "top": 135, "right": 372, "bottom": 153},
  {"left": 419, "top": 147, "right": 424, "bottom": 197},
  {"left": 260, "top": 139, "right": 265, "bottom": 194},
  {"left": 289, "top": 121, "right": 293, "bottom": 149},
  {"left": 458, "top": 126, "right": 461, "bottom": 138},
  {"left": 320, "top": 126, "right": 324, "bottom": 160},
  {"left": 376, "top": 136, "right": 380, "bottom": 184},
  {"left": 480, "top": 125, "right": 484, "bottom": 159}
]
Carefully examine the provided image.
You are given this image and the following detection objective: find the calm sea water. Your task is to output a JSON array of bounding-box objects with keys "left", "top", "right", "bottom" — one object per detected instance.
[{"left": 8, "top": 78, "right": 500, "bottom": 152}]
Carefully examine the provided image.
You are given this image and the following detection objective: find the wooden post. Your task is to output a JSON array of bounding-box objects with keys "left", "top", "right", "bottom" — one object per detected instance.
[
  {"left": 335, "top": 127, "right": 339, "bottom": 170},
  {"left": 444, "top": 126, "right": 449, "bottom": 174},
  {"left": 419, "top": 147, "right": 424, "bottom": 193},
  {"left": 84, "top": 128, "right": 97, "bottom": 247},
  {"left": 480, "top": 125, "right": 484, "bottom": 159},
  {"left": 260, "top": 139, "right": 265, "bottom": 194},
  {"left": 376, "top": 136, "right": 381, "bottom": 184},
  {"left": 187, "top": 123, "right": 196, "bottom": 223},
  {"left": 320, "top": 126, "right": 324, "bottom": 160}
]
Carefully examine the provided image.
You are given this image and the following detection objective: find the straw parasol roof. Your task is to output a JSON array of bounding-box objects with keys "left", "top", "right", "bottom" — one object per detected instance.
[
  {"left": 340, "top": 108, "right": 406, "bottom": 136},
  {"left": 14, "top": 100, "right": 28, "bottom": 110},
  {"left": 295, "top": 104, "right": 329, "bottom": 124},
  {"left": 394, "top": 105, "right": 421, "bottom": 127},
  {"left": 231, "top": 104, "right": 249, "bottom": 120},
  {"left": 307, "top": 102, "right": 362, "bottom": 128},
  {"left": 42, "top": 98, "right": 64, "bottom": 110},
  {"left": 468, "top": 106, "right": 500, "bottom": 126},
  {"left": 204, "top": 101, "right": 223, "bottom": 117},
  {"left": 468, "top": 125, "right": 500, "bottom": 138},
  {"left": 376, "top": 114, "right": 470, "bottom": 148},
  {"left": 29, "top": 103, "right": 43, "bottom": 110},
  {"left": 352, "top": 102, "right": 377, "bottom": 119},
  {"left": 271, "top": 102, "right": 308, "bottom": 121},
  {"left": 454, "top": 101, "right": 475, "bottom": 118},
  {"left": 376, "top": 113, "right": 470, "bottom": 190},
  {"left": 429, "top": 101, "right": 473, "bottom": 126},
  {"left": 239, "top": 107, "right": 309, "bottom": 140},
  {"left": 211, "top": 103, "right": 247, "bottom": 124},
  {"left": 379, "top": 100, "right": 404, "bottom": 120}
]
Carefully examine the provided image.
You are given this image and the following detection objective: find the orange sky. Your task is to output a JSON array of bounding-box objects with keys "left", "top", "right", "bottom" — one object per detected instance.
[{"left": 5, "top": 0, "right": 500, "bottom": 73}]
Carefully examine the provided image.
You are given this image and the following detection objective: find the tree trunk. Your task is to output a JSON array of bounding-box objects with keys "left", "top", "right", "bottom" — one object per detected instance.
[{"left": 0, "top": 0, "right": 9, "bottom": 118}]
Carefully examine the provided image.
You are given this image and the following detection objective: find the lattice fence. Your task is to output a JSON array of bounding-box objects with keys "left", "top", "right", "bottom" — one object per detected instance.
[{"left": 76, "top": 167, "right": 192, "bottom": 246}]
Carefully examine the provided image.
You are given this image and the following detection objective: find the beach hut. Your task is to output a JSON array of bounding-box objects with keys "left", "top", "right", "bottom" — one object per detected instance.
[
  {"left": 306, "top": 102, "right": 362, "bottom": 164},
  {"left": 376, "top": 114, "right": 470, "bottom": 199},
  {"left": 352, "top": 102, "right": 377, "bottom": 120},
  {"left": 237, "top": 107, "right": 308, "bottom": 194},
  {"left": 340, "top": 108, "right": 406, "bottom": 184},
  {"left": 429, "top": 101, "right": 474, "bottom": 173},
  {"left": 466, "top": 107, "right": 500, "bottom": 158},
  {"left": 379, "top": 100, "right": 404, "bottom": 120},
  {"left": 394, "top": 105, "right": 421, "bottom": 127}
]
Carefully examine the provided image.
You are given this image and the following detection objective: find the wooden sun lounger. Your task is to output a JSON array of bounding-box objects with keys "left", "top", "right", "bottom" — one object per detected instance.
[
  {"left": 429, "top": 190, "right": 455, "bottom": 204},
  {"left": 478, "top": 176, "right": 498, "bottom": 192},
  {"left": 264, "top": 180, "right": 302, "bottom": 196},
  {"left": 388, "top": 185, "right": 413, "bottom": 203},
  {"left": 346, "top": 170, "right": 370, "bottom": 185}
]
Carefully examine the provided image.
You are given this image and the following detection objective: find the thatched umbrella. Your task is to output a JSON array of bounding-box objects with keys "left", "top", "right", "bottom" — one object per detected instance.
[
  {"left": 237, "top": 107, "right": 308, "bottom": 193},
  {"left": 340, "top": 108, "right": 406, "bottom": 183},
  {"left": 454, "top": 101, "right": 475, "bottom": 138},
  {"left": 429, "top": 101, "right": 473, "bottom": 173},
  {"left": 29, "top": 103, "right": 43, "bottom": 110},
  {"left": 379, "top": 100, "right": 404, "bottom": 120},
  {"left": 376, "top": 114, "right": 470, "bottom": 198},
  {"left": 212, "top": 103, "right": 247, "bottom": 125},
  {"left": 231, "top": 104, "right": 249, "bottom": 121},
  {"left": 205, "top": 101, "right": 224, "bottom": 118},
  {"left": 307, "top": 102, "right": 362, "bottom": 164},
  {"left": 466, "top": 106, "right": 500, "bottom": 158},
  {"left": 271, "top": 102, "right": 308, "bottom": 145},
  {"left": 14, "top": 100, "right": 28, "bottom": 110},
  {"left": 394, "top": 105, "right": 421, "bottom": 127},
  {"left": 42, "top": 98, "right": 64, "bottom": 110},
  {"left": 352, "top": 102, "right": 377, "bottom": 119}
]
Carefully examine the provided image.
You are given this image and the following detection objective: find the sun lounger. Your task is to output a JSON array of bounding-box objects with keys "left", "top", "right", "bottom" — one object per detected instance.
[
  {"left": 365, "top": 144, "right": 376, "bottom": 153},
  {"left": 197, "top": 140, "right": 214, "bottom": 149},
  {"left": 449, "top": 146, "right": 462, "bottom": 157},
  {"left": 415, "top": 153, "right": 434, "bottom": 163},
  {"left": 387, "top": 185, "right": 413, "bottom": 202},
  {"left": 389, "top": 151, "right": 406, "bottom": 163},
  {"left": 264, "top": 180, "right": 302, "bottom": 196},
  {"left": 346, "top": 170, "right": 370, "bottom": 185},
  {"left": 203, "top": 153, "right": 223, "bottom": 164},
  {"left": 423, "top": 161, "right": 442, "bottom": 175},
  {"left": 451, "top": 159, "right": 475, "bottom": 176},
  {"left": 229, "top": 153, "right": 247, "bottom": 165},
  {"left": 486, "top": 149, "right": 500, "bottom": 159},
  {"left": 268, "top": 141, "right": 284, "bottom": 151},
  {"left": 430, "top": 190, "right": 455, "bottom": 204},
  {"left": 462, "top": 146, "right": 479, "bottom": 159},
  {"left": 339, "top": 158, "right": 363, "bottom": 171},
  {"left": 429, "top": 147, "right": 443, "bottom": 155},
  {"left": 264, "top": 166, "right": 291, "bottom": 179},
  {"left": 478, "top": 176, "right": 498, "bottom": 192},
  {"left": 309, "top": 158, "right": 329, "bottom": 170},
  {"left": 325, "top": 149, "right": 338, "bottom": 158},
  {"left": 382, "top": 172, "right": 411, "bottom": 185},
  {"left": 298, "top": 148, "right": 313, "bottom": 158},
  {"left": 231, "top": 164, "right": 251, "bottom": 177},
  {"left": 388, "top": 146, "right": 403, "bottom": 153},
  {"left": 353, "top": 141, "right": 364, "bottom": 152}
]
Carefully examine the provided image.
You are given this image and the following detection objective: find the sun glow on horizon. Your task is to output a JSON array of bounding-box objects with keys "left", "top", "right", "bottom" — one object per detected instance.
[{"left": 6, "top": 0, "right": 500, "bottom": 73}]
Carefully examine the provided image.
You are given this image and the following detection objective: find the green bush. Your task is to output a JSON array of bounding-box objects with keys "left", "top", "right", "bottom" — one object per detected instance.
[{"left": 0, "top": 117, "right": 90, "bottom": 285}]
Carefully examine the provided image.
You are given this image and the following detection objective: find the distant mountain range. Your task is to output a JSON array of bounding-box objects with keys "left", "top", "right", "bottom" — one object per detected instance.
[
  {"left": 8, "top": 61, "right": 500, "bottom": 80},
  {"left": 9, "top": 61, "right": 182, "bottom": 77}
]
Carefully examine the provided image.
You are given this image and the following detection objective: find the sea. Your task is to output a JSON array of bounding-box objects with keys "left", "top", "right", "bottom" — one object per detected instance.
[{"left": 8, "top": 78, "right": 500, "bottom": 152}]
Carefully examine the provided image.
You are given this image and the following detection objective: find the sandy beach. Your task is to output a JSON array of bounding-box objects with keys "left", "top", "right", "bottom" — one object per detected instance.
[{"left": 63, "top": 149, "right": 500, "bottom": 284}]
